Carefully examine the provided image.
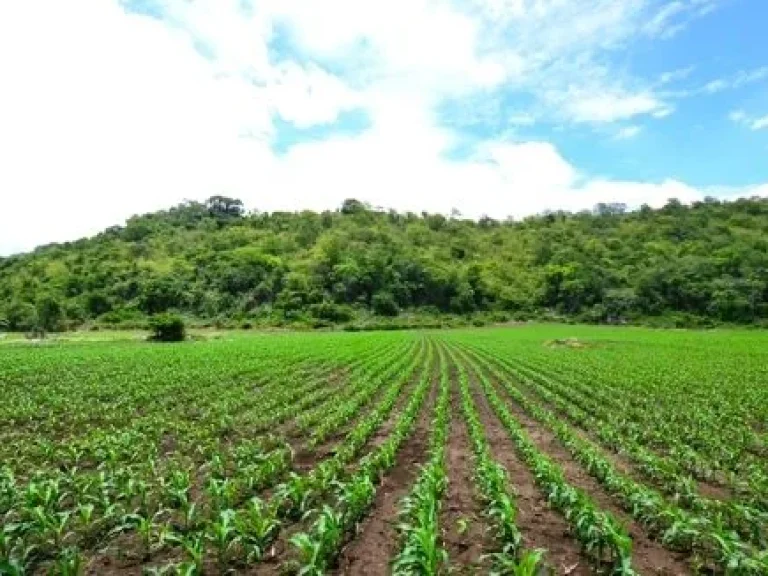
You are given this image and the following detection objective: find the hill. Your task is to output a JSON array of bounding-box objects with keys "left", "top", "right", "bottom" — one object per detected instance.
[{"left": 2, "top": 195, "right": 768, "bottom": 331}]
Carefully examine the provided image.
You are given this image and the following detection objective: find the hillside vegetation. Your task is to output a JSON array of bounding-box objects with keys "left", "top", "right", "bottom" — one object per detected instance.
[{"left": 1, "top": 196, "right": 768, "bottom": 330}]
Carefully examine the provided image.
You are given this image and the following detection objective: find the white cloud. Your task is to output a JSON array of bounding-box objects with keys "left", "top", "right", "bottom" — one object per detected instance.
[
  {"left": 271, "top": 0, "right": 511, "bottom": 94},
  {"left": 465, "top": 1, "right": 681, "bottom": 125},
  {"left": 265, "top": 134, "right": 708, "bottom": 221},
  {"left": 729, "top": 110, "right": 748, "bottom": 123},
  {"left": 752, "top": 115, "right": 768, "bottom": 131},
  {"left": 704, "top": 79, "right": 728, "bottom": 93},
  {"left": 0, "top": 0, "right": 275, "bottom": 254},
  {"left": 704, "top": 67, "right": 768, "bottom": 93},
  {"left": 658, "top": 66, "right": 695, "bottom": 85},
  {"left": 147, "top": 0, "right": 273, "bottom": 78},
  {"left": 644, "top": 2, "right": 687, "bottom": 38},
  {"left": 644, "top": 0, "right": 721, "bottom": 39},
  {"left": 269, "top": 62, "right": 364, "bottom": 128},
  {"left": 559, "top": 90, "right": 669, "bottom": 124},
  {"left": 616, "top": 126, "right": 643, "bottom": 139},
  {"left": 0, "top": 0, "right": 763, "bottom": 256},
  {"left": 729, "top": 110, "right": 768, "bottom": 131}
]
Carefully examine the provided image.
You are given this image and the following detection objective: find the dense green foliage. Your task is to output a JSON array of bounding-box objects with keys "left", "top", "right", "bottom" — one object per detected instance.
[
  {"left": 147, "top": 313, "right": 186, "bottom": 342},
  {"left": 2, "top": 195, "right": 768, "bottom": 330}
]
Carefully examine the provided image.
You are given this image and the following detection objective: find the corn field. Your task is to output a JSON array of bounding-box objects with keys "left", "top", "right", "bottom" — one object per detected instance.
[{"left": 1, "top": 326, "right": 768, "bottom": 575}]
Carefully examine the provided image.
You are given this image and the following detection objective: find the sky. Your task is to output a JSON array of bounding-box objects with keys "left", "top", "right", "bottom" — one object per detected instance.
[{"left": 1, "top": 0, "right": 767, "bottom": 256}]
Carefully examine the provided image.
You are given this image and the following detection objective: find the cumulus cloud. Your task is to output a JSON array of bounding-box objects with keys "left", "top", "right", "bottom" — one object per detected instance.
[{"left": 0, "top": 0, "right": 763, "bottom": 255}]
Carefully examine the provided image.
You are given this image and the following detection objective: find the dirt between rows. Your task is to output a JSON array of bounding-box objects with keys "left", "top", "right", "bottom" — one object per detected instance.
[
  {"left": 332, "top": 356, "right": 441, "bottom": 575},
  {"left": 466, "top": 369, "right": 591, "bottom": 576},
  {"left": 438, "top": 368, "right": 494, "bottom": 574},
  {"left": 485, "top": 368, "right": 692, "bottom": 576}
]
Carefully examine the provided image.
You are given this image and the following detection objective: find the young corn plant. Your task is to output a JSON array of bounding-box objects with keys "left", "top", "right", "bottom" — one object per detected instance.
[
  {"left": 206, "top": 508, "right": 240, "bottom": 570},
  {"left": 234, "top": 497, "right": 279, "bottom": 563},
  {"left": 290, "top": 506, "right": 345, "bottom": 575},
  {"left": 393, "top": 345, "right": 450, "bottom": 576}
]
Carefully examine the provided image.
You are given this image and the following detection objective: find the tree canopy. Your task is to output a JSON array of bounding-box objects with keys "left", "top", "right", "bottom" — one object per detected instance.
[{"left": 2, "top": 196, "right": 768, "bottom": 330}]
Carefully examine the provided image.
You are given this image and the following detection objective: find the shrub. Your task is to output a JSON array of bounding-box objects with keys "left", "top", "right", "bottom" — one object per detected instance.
[
  {"left": 99, "top": 308, "right": 146, "bottom": 327},
  {"left": 309, "top": 301, "right": 354, "bottom": 323},
  {"left": 148, "top": 313, "right": 186, "bottom": 342},
  {"left": 372, "top": 292, "right": 399, "bottom": 317}
]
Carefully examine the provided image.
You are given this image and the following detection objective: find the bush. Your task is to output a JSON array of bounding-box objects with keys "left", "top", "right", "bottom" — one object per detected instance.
[
  {"left": 99, "top": 308, "right": 146, "bottom": 327},
  {"left": 309, "top": 301, "right": 354, "bottom": 323},
  {"left": 148, "top": 313, "right": 186, "bottom": 342},
  {"left": 372, "top": 292, "right": 399, "bottom": 317}
]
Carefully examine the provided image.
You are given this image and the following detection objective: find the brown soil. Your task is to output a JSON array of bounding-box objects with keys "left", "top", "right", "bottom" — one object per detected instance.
[
  {"left": 696, "top": 480, "right": 732, "bottom": 501},
  {"left": 489, "top": 373, "right": 693, "bottom": 576},
  {"left": 332, "top": 372, "right": 438, "bottom": 575},
  {"left": 84, "top": 532, "right": 167, "bottom": 576},
  {"left": 466, "top": 368, "right": 591, "bottom": 576},
  {"left": 438, "top": 371, "right": 493, "bottom": 574}
]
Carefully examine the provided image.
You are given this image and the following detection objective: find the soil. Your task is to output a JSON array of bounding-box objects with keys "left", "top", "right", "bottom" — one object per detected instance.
[
  {"left": 437, "top": 371, "right": 494, "bottom": 574},
  {"left": 466, "top": 369, "right": 591, "bottom": 576},
  {"left": 332, "top": 370, "right": 438, "bottom": 575}
]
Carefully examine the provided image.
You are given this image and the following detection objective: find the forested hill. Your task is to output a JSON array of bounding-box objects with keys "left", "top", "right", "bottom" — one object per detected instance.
[{"left": 2, "top": 195, "right": 768, "bottom": 331}]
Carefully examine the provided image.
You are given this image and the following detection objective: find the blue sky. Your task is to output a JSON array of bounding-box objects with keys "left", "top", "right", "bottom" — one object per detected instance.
[{"left": 0, "top": 0, "right": 767, "bottom": 254}]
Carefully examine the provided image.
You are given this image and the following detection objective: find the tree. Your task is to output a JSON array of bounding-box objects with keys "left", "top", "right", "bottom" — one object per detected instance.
[
  {"left": 37, "top": 296, "right": 63, "bottom": 333},
  {"left": 602, "top": 288, "right": 638, "bottom": 321},
  {"left": 84, "top": 292, "right": 112, "bottom": 317},
  {"left": 593, "top": 203, "right": 627, "bottom": 216},
  {"left": 4, "top": 300, "right": 37, "bottom": 332},
  {"left": 340, "top": 198, "right": 366, "bottom": 215},
  {"left": 309, "top": 301, "right": 354, "bottom": 323},
  {"left": 148, "top": 313, "right": 186, "bottom": 342},
  {"left": 206, "top": 195, "right": 244, "bottom": 218},
  {"left": 139, "top": 278, "right": 185, "bottom": 314}
]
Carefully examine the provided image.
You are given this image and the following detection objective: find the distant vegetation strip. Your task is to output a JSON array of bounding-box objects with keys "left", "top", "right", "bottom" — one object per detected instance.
[{"left": 2, "top": 195, "right": 768, "bottom": 332}]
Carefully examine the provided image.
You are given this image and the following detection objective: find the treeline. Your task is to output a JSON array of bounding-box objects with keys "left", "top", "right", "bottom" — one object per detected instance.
[{"left": 2, "top": 195, "right": 768, "bottom": 331}]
